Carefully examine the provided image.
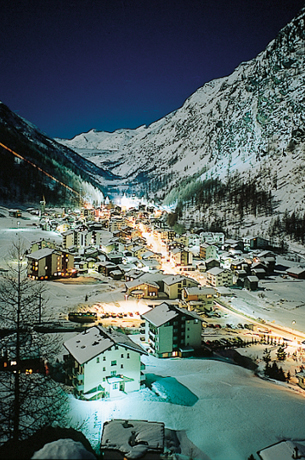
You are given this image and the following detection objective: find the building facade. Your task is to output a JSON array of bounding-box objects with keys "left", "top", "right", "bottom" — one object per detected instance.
[
  {"left": 142, "top": 302, "right": 202, "bottom": 358},
  {"left": 64, "top": 326, "right": 147, "bottom": 399}
]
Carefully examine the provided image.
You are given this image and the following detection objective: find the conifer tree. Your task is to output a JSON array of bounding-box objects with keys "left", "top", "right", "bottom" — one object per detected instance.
[{"left": 0, "top": 239, "right": 67, "bottom": 444}]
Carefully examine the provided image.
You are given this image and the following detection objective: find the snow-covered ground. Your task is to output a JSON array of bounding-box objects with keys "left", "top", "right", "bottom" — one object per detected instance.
[
  {"left": 1, "top": 206, "right": 305, "bottom": 459},
  {"left": 68, "top": 354, "right": 305, "bottom": 460}
]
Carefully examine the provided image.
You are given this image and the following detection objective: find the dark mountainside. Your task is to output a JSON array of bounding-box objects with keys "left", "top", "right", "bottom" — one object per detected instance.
[{"left": 0, "top": 102, "right": 120, "bottom": 206}]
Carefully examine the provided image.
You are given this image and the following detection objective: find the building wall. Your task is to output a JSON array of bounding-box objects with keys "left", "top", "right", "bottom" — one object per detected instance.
[
  {"left": 82, "top": 346, "right": 142, "bottom": 396},
  {"left": 157, "top": 323, "right": 174, "bottom": 355},
  {"left": 185, "top": 319, "right": 201, "bottom": 348}
]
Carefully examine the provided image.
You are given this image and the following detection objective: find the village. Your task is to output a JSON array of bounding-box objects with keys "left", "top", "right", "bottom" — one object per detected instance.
[{"left": 2, "top": 199, "right": 305, "bottom": 459}]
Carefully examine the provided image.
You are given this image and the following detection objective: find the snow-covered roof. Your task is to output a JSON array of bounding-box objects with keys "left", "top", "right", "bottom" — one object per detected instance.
[
  {"left": 246, "top": 276, "right": 259, "bottom": 282},
  {"left": 163, "top": 274, "right": 191, "bottom": 286},
  {"left": 26, "top": 248, "right": 54, "bottom": 260},
  {"left": 32, "top": 438, "right": 96, "bottom": 459},
  {"left": 142, "top": 302, "right": 202, "bottom": 327},
  {"left": 100, "top": 419, "right": 164, "bottom": 459},
  {"left": 126, "top": 279, "right": 159, "bottom": 289},
  {"left": 257, "top": 440, "right": 305, "bottom": 460},
  {"left": 184, "top": 286, "right": 216, "bottom": 296},
  {"left": 64, "top": 326, "right": 147, "bottom": 365},
  {"left": 286, "top": 266, "right": 305, "bottom": 275},
  {"left": 207, "top": 267, "right": 224, "bottom": 275}
]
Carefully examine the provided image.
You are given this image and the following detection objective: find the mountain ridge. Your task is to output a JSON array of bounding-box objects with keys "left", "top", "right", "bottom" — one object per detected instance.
[{"left": 56, "top": 6, "right": 305, "bottom": 238}]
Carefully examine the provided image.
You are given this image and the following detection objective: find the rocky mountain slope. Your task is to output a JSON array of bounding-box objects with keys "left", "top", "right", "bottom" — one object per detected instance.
[
  {"left": 58, "top": 7, "right": 305, "bottom": 237},
  {"left": 0, "top": 102, "right": 120, "bottom": 205}
]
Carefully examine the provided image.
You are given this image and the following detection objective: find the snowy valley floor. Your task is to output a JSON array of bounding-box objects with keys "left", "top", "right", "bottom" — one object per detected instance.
[
  {"left": 68, "top": 354, "right": 305, "bottom": 460},
  {"left": 1, "top": 207, "right": 305, "bottom": 459}
]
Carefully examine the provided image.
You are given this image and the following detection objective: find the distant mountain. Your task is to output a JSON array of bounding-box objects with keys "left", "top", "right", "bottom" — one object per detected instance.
[
  {"left": 58, "top": 7, "right": 305, "bottom": 240},
  {"left": 0, "top": 102, "right": 120, "bottom": 206}
]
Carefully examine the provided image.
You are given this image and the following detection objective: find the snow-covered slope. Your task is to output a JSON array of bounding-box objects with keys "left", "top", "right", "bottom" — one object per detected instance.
[{"left": 58, "top": 7, "right": 305, "bottom": 221}]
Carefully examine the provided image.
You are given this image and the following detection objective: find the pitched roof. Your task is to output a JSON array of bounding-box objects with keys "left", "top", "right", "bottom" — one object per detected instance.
[
  {"left": 26, "top": 248, "right": 54, "bottom": 260},
  {"left": 125, "top": 279, "right": 159, "bottom": 289},
  {"left": 64, "top": 326, "right": 147, "bottom": 365},
  {"left": 142, "top": 302, "right": 202, "bottom": 327},
  {"left": 207, "top": 267, "right": 224, "bottom": 276}
]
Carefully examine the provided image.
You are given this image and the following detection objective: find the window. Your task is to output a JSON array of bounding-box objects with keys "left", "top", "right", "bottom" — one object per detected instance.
[
  {"left": 111, "top": 370, "right": 116, "bottom": 376},
  {"left": 111, "top": 360, "right": 117, "bottom": 366},
  {"left": 103, "top": 356, "right": 106, "bottom": 361},
  {"left": 115, "top": 345, "right": 118, "bottom": 350},
  {"left": 103, "top": 367, "right": 106, "bottom": 371},
  {"left": 121, "top": 364, "right": 123, "bottom": 369},
  {"left": 127, "top": 353, "right": 130, "bottom": 359},
  {"left": 96, "top": 357, "right": 99, "bottom": 363}
]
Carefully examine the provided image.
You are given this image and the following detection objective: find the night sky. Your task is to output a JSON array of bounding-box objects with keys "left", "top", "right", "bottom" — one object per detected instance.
[{"left": 1, "top": 0, "right": 304, "bottom": 139}]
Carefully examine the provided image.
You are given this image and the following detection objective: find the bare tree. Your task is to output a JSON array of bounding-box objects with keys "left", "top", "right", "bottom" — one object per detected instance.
[{"left": 0, "top": 238, "right": 68, "bottom": 444}]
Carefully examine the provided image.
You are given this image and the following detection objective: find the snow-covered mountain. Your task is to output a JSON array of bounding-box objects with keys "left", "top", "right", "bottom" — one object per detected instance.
[{"left": 57, "top": 6, "right": 305, "bottom": 233}]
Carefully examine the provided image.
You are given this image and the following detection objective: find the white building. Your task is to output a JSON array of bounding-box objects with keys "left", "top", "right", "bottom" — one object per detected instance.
[{"left": 64, "top": 326, "right": 147, "bottom": 399}]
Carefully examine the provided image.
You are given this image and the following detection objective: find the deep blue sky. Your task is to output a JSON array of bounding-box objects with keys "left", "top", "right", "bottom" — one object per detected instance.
[{"left": 1, "top": 0, "right": 304, "bottom": 139}]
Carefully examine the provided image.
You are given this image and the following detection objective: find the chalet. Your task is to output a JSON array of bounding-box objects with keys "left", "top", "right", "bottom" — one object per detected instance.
[
  {"left": 141, "top": 258, "right": 161, "bottom": 271},
  {"left": 75, "top": 259, "right": 89, "bottom": 274},
  {"left": 244, "top": 275, "right": 259, "bottom": 291},
  {"left": 206, "top": 267, "right": 233, "bottom": 287},
  {"left": 200, "top": 231, "right": 225, "bottom": 245},
  {"left": 125, "top": 279, "right": 159, "bottom": 299},
  {"left": 100, "top": 419, "right": 165, "bottom": 460},
  {"left": 130, "top": 245, "right": 147, "bottom": 259},
  {"left": 9, "top": 209, "right": 22, "bottom": 218},
  {"left": 234, "top": 270, "right": 248, "bottom": 287},
  {"left": 255, "top": 252, "right": 276, "bottom": 274},
  {"left": 142, "top": 302, "right": 202, "bottom": 358},
  {"left": 26, "top": 248, "right": 75, "bottom": 280},
  {"left": 251, "top": 262, "right": 267, "bottom": 279},
  {"left": 223, "top": 239, "right": 244, "bottom": 252},
  {"left": 109, "top": 269, "right": 123, "bottom": 280},
  {"left": 142, "top": 251, "right": 162, "bottom": 264},
  {"left": 243, "top": 235, "right": 270, "bottom": 250},
  {"left": 286, "top": 267, "right": 305, "bottom": 279},
  {"left": 182, "top": 286, "right": 216, "bottom": 311},
  {"left": 124, "top": 269, "right": 144, "bottom": 281},
  {"left": 97, "top": 261, "right": 118, "bottom": 277},
  {"left": 64, "top": 326, "right": 147, "bottom": 399},
  {"left": 205, "top": 258, "right": 220, "bottom": 271},
  {"left": 107, "top": 251, "right": 123, "bottom": 265},
  {"left": 230, "top": 259, "right": 251, "bottom": 273},
  {"left": 30, "top": 238, "right": 58, "bottom": 253},
  {"left": 163, "top": 275, "right": 199, "bottom": 299}
]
